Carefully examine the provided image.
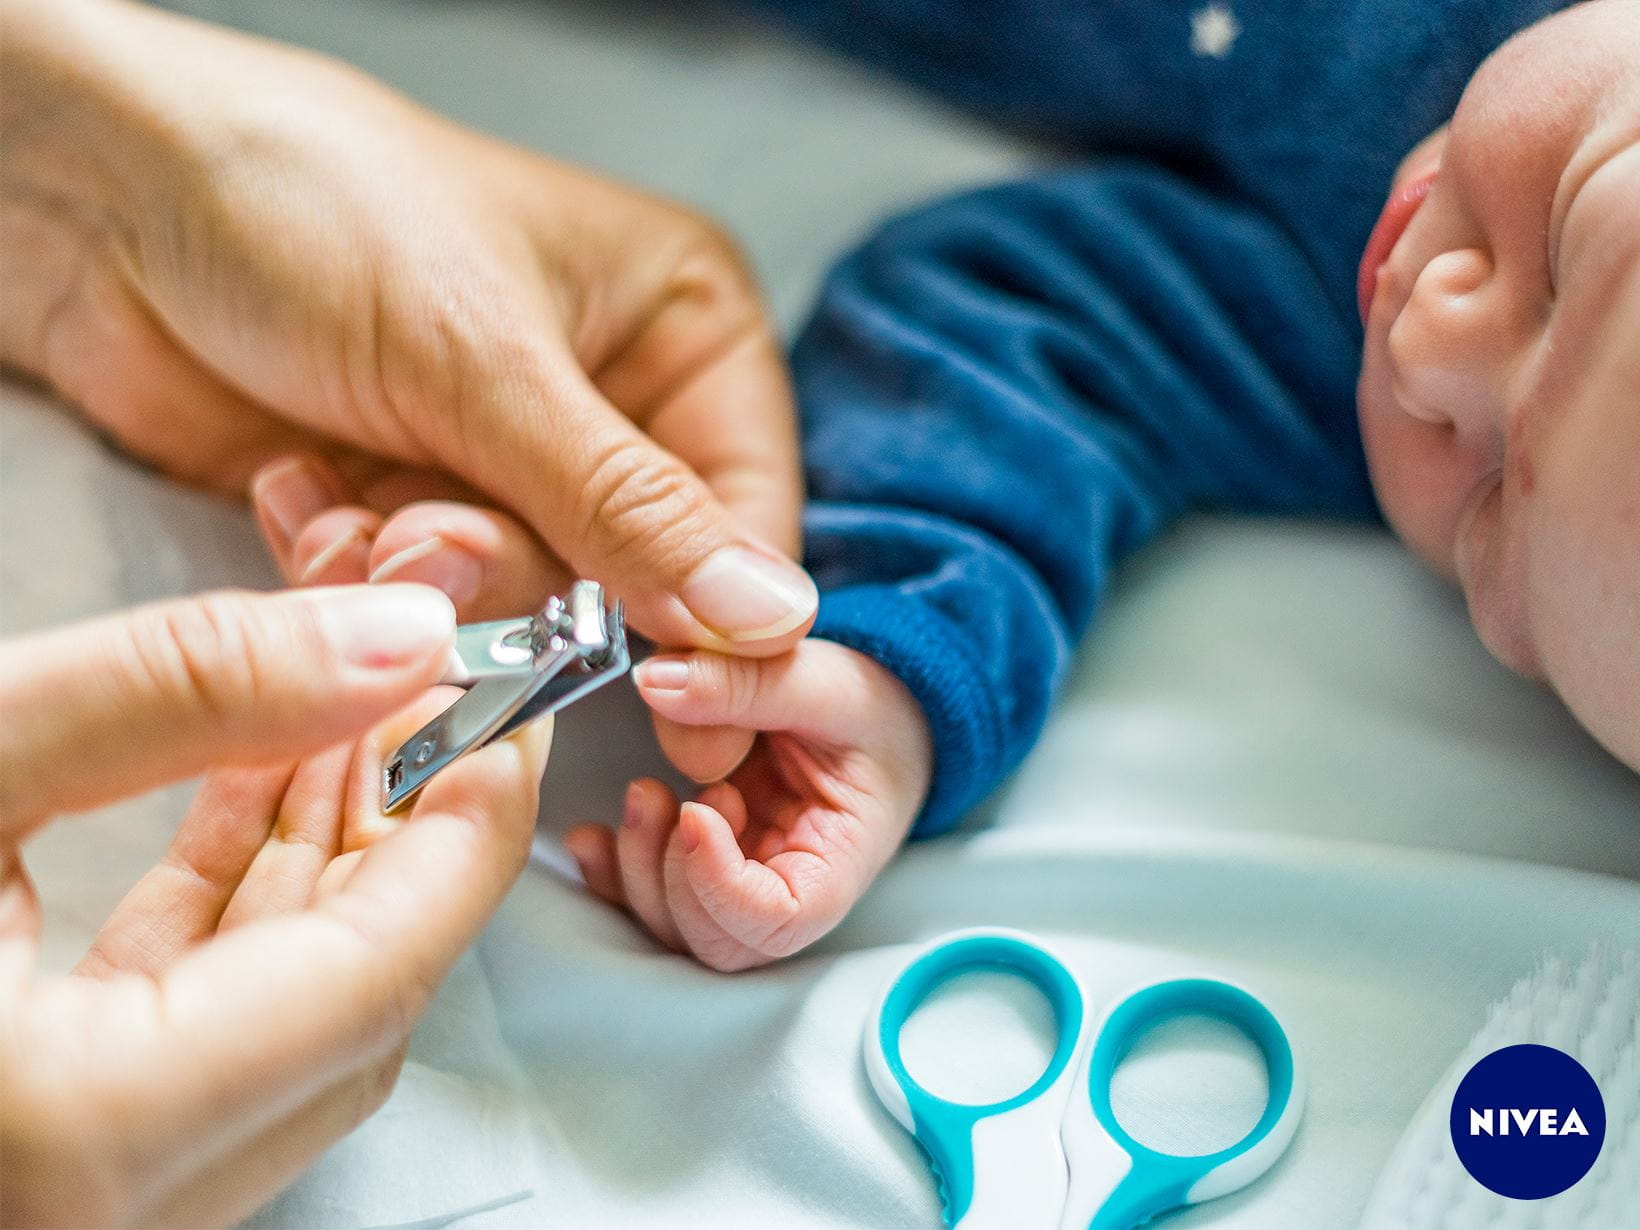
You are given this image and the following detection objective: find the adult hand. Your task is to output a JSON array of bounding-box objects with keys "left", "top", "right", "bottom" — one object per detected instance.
[
  {"left": 0, "top": 583, "right": 553, "bottom": 1227},
  {"left": 1, "top": 0, "right": 813, "bottom": 651}
]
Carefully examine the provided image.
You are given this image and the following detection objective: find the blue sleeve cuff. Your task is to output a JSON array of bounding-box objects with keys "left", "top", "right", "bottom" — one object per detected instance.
[{"left": 810, "top": 586, "right": 1005, "bottom": 839}]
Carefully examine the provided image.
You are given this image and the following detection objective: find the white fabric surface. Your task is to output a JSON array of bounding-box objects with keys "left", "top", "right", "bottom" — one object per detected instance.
[{"left": 6, "top": 2, "right": 1638, "bottom": 1226}]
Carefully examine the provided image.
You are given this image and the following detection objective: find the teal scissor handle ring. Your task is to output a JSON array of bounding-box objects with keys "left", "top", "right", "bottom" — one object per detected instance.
[
  {"left": 868, "top": 930, "right": 1086, "bottom": 1225},
  {"left": 1080, "top": 978, "right": 1304, "bottom": 1228}
]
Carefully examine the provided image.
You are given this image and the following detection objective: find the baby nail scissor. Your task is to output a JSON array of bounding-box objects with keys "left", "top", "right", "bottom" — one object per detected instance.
[{"left": 865, "top": 928, "right": 1304, "bottom": 1229}]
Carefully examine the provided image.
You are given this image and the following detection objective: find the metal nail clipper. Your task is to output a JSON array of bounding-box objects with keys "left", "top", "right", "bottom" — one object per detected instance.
[{"left": 383, "top": 580, "right": 630, "bottom": 812}]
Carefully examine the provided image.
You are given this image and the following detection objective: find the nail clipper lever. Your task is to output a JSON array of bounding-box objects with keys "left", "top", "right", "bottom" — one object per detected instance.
[{"left": 382, "top": 580, "right": 629, "bottom": 812}]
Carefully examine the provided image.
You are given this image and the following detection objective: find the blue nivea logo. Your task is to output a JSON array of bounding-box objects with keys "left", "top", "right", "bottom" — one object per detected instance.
[{"left": 1449, "top": 1044, "right": 1605, "bottom": 1200}]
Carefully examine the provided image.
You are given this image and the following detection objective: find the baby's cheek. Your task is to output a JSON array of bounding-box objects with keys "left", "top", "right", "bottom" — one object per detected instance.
[
  {"left": 1521, "top": 416, "right": 1640, "bottom": 771},
  {"left": 1356, "top": 384, "right": 1467, "bottom": 578}
]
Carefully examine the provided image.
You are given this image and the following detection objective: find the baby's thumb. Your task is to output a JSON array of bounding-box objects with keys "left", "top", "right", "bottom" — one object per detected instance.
[
  {"left": 631, "top": 641, "right": 872, "bottom": 744},
  {"left": 0, "top": 585, "right": 455, "bottom": 831}
]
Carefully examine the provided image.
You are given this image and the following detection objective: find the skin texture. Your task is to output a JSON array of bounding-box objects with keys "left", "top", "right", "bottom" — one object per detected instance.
[
  {"left": 0, "top": 585, "right": 554, "bottom": 1227},
  {"left": 1358, "top": 0, "right": 1640, "bottom": 770}
]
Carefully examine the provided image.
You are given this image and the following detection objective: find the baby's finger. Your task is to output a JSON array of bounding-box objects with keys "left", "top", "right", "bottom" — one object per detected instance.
[
  {"left": 615, "top": 779, "right": 685, "bottom": 951},
  {"left": 634, "top": 641, "right": 873, "bottom": 744},
  {"left": 367, "top": 502, "right": 572, "bottom": 621},
  {"left": 651, "top": 714, "right": 755, "bottom": 784},
  {"left": 675, "top": 801, "right": 839, "bottom": 963},
  {"left": 289, "top": 507, "right": 381, "bottom": 587},
  {"left": 564, "top": 823, "right": 625, "bottom": 907},
  {"left": 695, "top": 781, "right": 750, "bottom": 838},
  {"left": 660, "top": 800, "right": 761, "bottom": 972}
]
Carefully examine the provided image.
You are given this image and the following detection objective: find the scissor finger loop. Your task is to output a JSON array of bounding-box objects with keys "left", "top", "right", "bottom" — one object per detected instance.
[{"left": 865, "top": 927, "right": 1305, "bottom": 1230}]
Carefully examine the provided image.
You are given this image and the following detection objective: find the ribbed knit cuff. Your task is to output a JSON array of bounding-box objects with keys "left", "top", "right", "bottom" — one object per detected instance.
[{"left": 811, "top": 585, "right": 1004, "bottom": 838}]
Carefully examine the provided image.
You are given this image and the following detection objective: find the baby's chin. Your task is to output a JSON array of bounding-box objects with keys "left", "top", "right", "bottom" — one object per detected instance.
[
  {"left": 1539, "top": 631, "right": 1640, "bottom": 780},
  {"left": 1359, "top": 399, "right": 1543, "bottom": 684},
  {"left": 1454, "top": 539, "right": 1541, "bottom": 684},
  {"left": 1464, "top": 587, "right": 1543, "bottom": 682}
]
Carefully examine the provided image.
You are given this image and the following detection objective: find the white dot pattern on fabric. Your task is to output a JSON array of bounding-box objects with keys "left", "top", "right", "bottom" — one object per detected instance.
[{"left": 1190, "top": 3, "right": 1242, "bottom": 59}]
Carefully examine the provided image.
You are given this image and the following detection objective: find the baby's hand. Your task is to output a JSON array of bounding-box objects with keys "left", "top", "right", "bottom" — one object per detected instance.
[{"left": 566, "top": 641, "right": 932, "bottom": 970}]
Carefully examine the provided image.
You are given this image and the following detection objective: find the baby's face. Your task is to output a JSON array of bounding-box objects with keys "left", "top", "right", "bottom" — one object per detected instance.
[{"left": 1357, "top": 0, "right": 1640, "bottom": 767}]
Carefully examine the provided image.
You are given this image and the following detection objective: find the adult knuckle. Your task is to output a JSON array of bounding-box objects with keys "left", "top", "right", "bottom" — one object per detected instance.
[
  {"left": 716, "top": 656, "right": 761, "bottom": 722},
  {"left": 577, "top": 436, "right": 714, "bottom": 571},
  {"left": 119, "top": 596, "right": 253, "bottom": 725},
  {"left": 669, "top": 215, "right": 761, "bottom": 314},
  {"left": 675, "top": 210, "right": 747, "bottom": 272},
  {"left": 393, "top": 283, "right": 543, "bottom": 433},
  {"left": 351, "top": 1050, "right": 407, "bottom": 1128}
]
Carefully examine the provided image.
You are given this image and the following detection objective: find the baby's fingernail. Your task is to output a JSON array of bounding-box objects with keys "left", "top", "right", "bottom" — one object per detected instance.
[
  {"left": 370, "top": 536, "right": 483, "bottom": 605},
  {"left": 634, "top": 657, "right": 690, "bottom": 691},
  {"left": 622, "top": 783, "right": 646, "bottom": 831},
  {"left": 298, "top": 526, "right": 371, "bottom": 585},
  {"left": 681, "top": 545, "right": 817, "bottom": 643},
  {"left": 253, "top": 458, "right": 334, "bottom": 546},
  {"left": 314, "top": 583, "right": 456, "bottom": 669}
]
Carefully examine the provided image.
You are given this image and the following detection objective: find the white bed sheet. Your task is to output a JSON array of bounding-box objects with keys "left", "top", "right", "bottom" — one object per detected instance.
[{"left": 7, "top": 2, "right": 1638, "bottom": 1225}]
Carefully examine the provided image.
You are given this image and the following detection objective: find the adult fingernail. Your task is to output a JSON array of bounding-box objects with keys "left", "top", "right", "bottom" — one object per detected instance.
[
  {"left": 511, "top": 713, "right": 556, "bottom": 782},
  {"left": 297, "top": 526, "right": 371, "bottom": 585},
  {"left": 314, "top": 583, "right": 456, "bottom": 669},
  {"left": 634, "top": 657, "right": 690, "bottom": 691},
  {"left": 679, "top": 805, "right": 704, "bottom": 853},
  {"left": 622, "top": 783, "right": 646, "bottom": 831},
  {"left": 370, "top": 536, "right": 483, "bottom": 605},
  {"left": 253, "top": 458, "right": 333, "bottom": 546},
  {"left": 681, "top": 545, "right": 817, "bottom": 642}
]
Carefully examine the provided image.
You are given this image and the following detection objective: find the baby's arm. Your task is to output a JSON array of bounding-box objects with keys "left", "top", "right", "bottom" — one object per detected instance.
[
  {"left": 796, "top": 161, "right": 1378, "bottom": 839},
  {"left": 581, "top": 162, "right": 1380, "bottom": 965},
  {"left": 568, "top": 641, "right": 930, "bottom": 971}
]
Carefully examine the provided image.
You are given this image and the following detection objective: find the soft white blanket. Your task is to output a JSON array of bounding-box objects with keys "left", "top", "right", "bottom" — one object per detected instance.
[{"left": 10, "top": 2, "right": 1639, "bottom": 1225}]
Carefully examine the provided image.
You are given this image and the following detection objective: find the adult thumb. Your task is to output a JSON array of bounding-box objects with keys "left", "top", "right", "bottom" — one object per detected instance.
[
  {"left": 0, "top": 584, "right": 455, "bottom": 832},
  {"left": 470, "top": 381, "right": 817, "bottom": 653}
]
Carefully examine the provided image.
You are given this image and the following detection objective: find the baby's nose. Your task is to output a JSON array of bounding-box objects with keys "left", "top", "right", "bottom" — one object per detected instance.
[{"left": 1386, "top": 248, "right": 1509, "bottom": 441}]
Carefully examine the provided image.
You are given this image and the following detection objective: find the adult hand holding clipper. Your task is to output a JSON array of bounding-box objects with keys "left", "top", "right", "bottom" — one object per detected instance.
[
  {"left": 0, "top": 584, "right": 553, "bottom": 1228},
  {"left": 2, "top": 0, "right": 814, "bottom": 652}
]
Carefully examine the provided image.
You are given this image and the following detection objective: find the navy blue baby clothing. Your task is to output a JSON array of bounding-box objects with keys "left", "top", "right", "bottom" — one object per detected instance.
[{"left": 749, "top": 1, "right": 1566, "bottom": 834}]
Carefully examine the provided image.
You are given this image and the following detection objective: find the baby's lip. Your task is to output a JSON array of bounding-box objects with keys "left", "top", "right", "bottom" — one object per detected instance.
[{"left": 1358, "top": 168, "right": 1440, "bottom": 325}]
